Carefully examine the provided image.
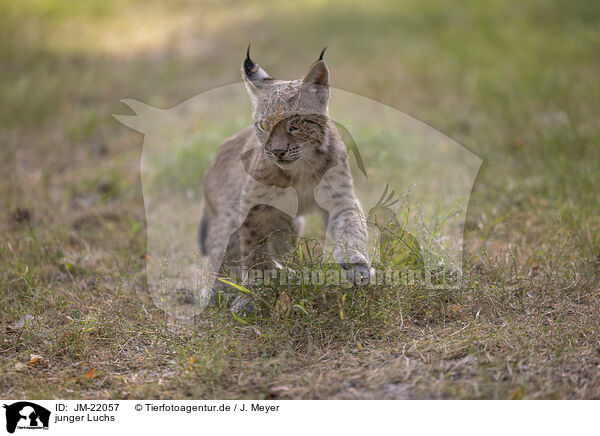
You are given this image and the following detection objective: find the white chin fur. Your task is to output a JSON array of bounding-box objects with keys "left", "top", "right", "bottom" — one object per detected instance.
[{"left": 276, "top": 160, "right": 299, "bottom": 169}]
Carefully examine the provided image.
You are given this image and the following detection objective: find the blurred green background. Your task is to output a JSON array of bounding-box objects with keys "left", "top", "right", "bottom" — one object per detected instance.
[{"left": 2, "top": 0, "right": 598, "bottom": 248}]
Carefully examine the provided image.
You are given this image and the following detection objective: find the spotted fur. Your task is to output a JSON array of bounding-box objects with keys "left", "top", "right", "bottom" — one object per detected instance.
[{"left": 198, "top": 48, "right": 371, "bottom": 306}]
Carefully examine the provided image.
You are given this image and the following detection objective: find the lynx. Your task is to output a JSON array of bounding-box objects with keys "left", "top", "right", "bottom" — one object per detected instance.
[{"left": 198, "top": 46, "right": 371, "bottom": 312}]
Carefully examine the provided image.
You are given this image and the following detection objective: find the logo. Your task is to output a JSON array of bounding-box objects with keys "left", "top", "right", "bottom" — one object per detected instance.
[
  {"left": 114, "top": 49, "right": 481, "bottom": 319},
  {"left": 115, "top": 85, "right": 481, "bottom": 320},
  {"left": 3, "top": 402, "right": 50, "bottom": 434}
]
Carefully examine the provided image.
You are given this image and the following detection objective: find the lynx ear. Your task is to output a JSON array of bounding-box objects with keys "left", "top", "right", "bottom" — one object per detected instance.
[
  {"left": 302, "top": 49, "right": 329, "bottom": 87},
  {"left": 242, "top": 44, "right": 272, "bottom": 85},
  {"left": 241, "top": 44, "right": 272, "bottom": 107}
]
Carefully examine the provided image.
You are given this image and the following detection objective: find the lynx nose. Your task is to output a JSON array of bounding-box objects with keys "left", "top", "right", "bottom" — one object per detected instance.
[{"left": 271, "top": 148, "right": 288, "bottom": 159}]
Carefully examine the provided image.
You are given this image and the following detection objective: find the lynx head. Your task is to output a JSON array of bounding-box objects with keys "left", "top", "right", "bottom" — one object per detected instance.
[{"left": 242, "top": 46, "right": 330, "bottom": 168}]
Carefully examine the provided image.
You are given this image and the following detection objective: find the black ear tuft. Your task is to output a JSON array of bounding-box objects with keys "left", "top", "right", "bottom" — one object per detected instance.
[
  {"left": 242, "top": 43, "right": 272, "bottom": 82},
  {"left": 244, "top": 43, "right": 255, "bottom": 77},
  {"left": 318, "top": 47, "right": 327, "bottom": 61}
]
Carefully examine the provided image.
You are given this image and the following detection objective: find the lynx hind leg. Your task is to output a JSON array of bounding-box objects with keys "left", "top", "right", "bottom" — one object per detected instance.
[
  {"left": 210, "top": 229, "right": 244, "bottom": 300},
  {"left": 197, "top": 207, "right": 241, "bottom": 307},
  {"left": 221, "top": 228, "right": 242, "bottom": 273},
  {"left": 267, "top": 215, "right": 304, "bottom": 260},
  {"left": 239, "top": 205, "right": 271, "bottom": 276},
  {"left": 240, "top": 206, "right": 299, "bottom": 267}
]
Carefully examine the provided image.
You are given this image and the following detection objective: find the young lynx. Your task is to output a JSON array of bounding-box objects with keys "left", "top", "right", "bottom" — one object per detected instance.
[{"left": 199, "top": 47, "right": 371, "bottom": 312}]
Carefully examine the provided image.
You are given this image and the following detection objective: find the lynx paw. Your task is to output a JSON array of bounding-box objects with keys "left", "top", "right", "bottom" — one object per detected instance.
[
  {"left": 231, "top": 295, "right": 256, "bottom": 315},
  {"left": 340, "top": 259, "right": 373, "bottom": 287}
]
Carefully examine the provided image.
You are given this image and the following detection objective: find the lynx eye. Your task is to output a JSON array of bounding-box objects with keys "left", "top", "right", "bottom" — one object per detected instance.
[{"left": 287, "top": 118, "right": 305, "bottom": 132}]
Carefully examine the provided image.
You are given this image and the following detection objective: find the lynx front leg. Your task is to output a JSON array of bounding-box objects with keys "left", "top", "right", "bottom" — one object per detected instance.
[
  {"left": 314, "top": 160, "right": 372, "bottom": 286},
  {"left": 240, "top": 205, "right": 271, "bottom": 277},
  {"left": 240, "top": 206, "right": 296, "bottom": 278},
  {"left": 235, "top": 205, "right": 298, "bottom": 314},
  {"left": 231, "top": 206, "right": 271, "bottom": 315},
  {"left": 230, "top": 180, "right": 298, "bottom": 314}
]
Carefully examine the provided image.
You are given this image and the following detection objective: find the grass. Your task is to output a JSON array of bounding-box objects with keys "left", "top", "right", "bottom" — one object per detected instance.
[{"left": 1, "top": 0, "right": 599, "bottom": 399}]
